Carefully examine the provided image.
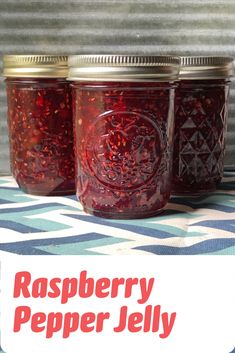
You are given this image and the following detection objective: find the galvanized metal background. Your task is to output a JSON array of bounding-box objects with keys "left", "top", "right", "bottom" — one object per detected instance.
[{"left": 0, "top": 0, "right": 235, "bottom": 174}]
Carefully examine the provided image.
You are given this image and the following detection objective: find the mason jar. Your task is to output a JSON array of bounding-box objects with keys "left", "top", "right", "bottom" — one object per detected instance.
[
  {"left": 69, "top": 55, "right": 180, "bottom": 219},
  {"left": 172, "top": 56, "right": 233, "bottom": 195},
  {"left": 3, "top": 55, "right": 75, "bottom": 196}
]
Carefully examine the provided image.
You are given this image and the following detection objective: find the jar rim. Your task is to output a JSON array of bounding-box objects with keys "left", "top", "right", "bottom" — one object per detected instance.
[
  {"left": 68, "top": 55, "right": 180, "bottom": 82},
  {"left": 179, "top": 56, "right": 234, "bottom": 80},
  {"left": 3, "top": 55, "right": 68, "bottom": 78}
]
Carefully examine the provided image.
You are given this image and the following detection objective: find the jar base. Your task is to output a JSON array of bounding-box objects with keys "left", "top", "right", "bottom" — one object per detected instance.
[
  {"left": 171, "top": 185, "right": 217, "bottom": 197},
  {"left": 83, "top": 207, "right": 165, "bottom": 219},
  {"left": 20, "top": 187, "right": 76, "bottom": 197}
]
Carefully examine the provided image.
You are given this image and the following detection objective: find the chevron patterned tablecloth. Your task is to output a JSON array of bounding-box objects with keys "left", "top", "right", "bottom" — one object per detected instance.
[{"left": 0, "top": 174, "right": 234, "bottom": 256}]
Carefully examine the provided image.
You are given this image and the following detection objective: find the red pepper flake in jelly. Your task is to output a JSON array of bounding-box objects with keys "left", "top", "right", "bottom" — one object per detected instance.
[
  {"left": 172, "top": 57, "right": 233, "bottom": 196},
  {"left": 69, "top": 55, "right": 180, "bottom": 219},
  {"left": 3, "top": 55, "right": 75, "bottom": 196}
]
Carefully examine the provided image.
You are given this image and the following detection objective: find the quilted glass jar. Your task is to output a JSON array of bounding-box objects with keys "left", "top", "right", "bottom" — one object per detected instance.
[
  {"left": 69, "top": 55, "right": 180, "bottom": 219},
  {"left": 172, "top": 56, "right": 233, "bottom": 195},
  {"left": 3, "top": 55, "right": 75, "bottom": 196}
]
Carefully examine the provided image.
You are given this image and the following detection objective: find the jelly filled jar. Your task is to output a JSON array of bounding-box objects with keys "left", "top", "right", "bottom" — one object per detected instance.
[
  {"left": 69, "top": 55, "right": 180, "bottom": 219},
  {"left": 172, "top": 56, "right": 233, "bottom": 195},
  {"left": 3, "top": 55, "right": 75, "bottom": 195}
]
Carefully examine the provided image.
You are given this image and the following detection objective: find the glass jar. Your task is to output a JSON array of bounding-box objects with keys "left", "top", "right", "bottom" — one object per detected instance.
[
  {"left": 3, "top": 55, "right": 75, "bottom": 196},
  {"left": 69, "top": 55, "right": 180, "bottom": 219},
  {"left": 172, "top": 56, "right": 233, "bottom": 195}
]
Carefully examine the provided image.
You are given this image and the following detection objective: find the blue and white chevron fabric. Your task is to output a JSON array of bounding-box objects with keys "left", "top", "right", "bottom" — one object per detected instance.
[{"left": 0, "top": 174, "right": 234, "bottom": 256}]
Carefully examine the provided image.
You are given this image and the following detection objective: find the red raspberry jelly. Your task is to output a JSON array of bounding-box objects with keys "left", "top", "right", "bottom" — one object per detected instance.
[
  {"left": 3, "top": 55, "right": 75, "bottom": 196},
  {"left": 69, "top": 55, "right": 180, "bottom": 219},
  {"left": 172, "top": 57, "right": 233, "bottom": 196}
]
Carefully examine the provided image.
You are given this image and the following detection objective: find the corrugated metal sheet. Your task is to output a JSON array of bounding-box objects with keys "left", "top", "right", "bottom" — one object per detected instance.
[{"left": 0, "top": 0, "right": 235, "bottom": 174}]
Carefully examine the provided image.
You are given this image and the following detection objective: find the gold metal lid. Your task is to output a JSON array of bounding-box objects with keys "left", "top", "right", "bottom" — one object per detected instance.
[
  {"left": 3, "top": 55, "right": 68, "bottom": 78},
  {"left": 68, "top": 55, "right": 180, "bottom": 81},
  {"left": 180, "top": 56, "right": 234, "bottom": 80}
]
